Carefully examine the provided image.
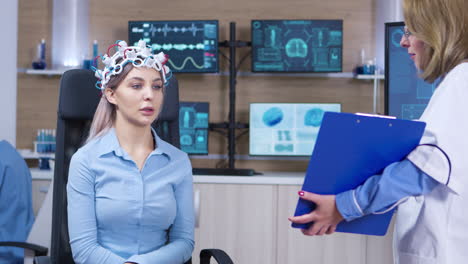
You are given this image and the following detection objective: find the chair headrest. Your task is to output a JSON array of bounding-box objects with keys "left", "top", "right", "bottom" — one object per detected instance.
[
  {"left": 57, "top": 69, "right": 179, "bottom": 121},
  {"left": 159, "top": 75, "right": 179, "bottom": 121},
  {"left": 58, "top": 69, "right": 100, "bottom": 120}
]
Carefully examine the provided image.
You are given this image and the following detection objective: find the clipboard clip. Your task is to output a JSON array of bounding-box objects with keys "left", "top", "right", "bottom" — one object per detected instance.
[{"left": 356, "top": 113, "right": 396, "bottom": 119}]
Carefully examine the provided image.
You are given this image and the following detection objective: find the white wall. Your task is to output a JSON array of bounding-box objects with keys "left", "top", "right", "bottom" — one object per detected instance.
[
  {"left": 0, "top": 0, "right": 18, "bottom": 146},
  {"left": 375, "top": 0, "right": 403, "bottom": 72}
]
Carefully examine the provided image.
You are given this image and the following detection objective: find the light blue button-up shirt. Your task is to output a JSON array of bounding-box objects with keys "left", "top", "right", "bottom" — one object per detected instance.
[{"left": 67, "top": 128, "right": 194, "bottom": 264}]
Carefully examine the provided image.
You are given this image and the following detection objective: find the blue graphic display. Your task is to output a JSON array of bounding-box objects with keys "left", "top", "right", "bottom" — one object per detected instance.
[
  {"left": 249, "top": 103, "right": 341, "bottom": 156},
  {"left": 263, "top": 107, "right": 284, "bottom": 126},
  {"left": 385, "top": 22, "right": 440, "bottom": 119},
  {"left": 179, "top": 102, "right": 209, "bottom": 154},
  {"left": 128, "top": 20, "right": 218, "bottom": 73},
  {"left": 251, "top": 20, "right": 343, "bottom": 72}
]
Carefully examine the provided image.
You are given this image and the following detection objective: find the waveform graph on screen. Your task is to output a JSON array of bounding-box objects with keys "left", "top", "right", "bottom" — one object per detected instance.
[
  {"left": 129, "top": 20, "right": 219, "bottom": 73},
  {"left": 251, "top": 20, "right": 343, "bottom": 73}
]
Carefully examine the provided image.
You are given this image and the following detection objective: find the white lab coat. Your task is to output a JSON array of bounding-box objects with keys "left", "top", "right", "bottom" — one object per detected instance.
[{"left": 394, "top": 63, "right": 468, "bottom": 264}]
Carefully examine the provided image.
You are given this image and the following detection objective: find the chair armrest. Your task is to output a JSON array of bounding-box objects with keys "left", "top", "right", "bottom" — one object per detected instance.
[
  {"left": 200, "top": 249, "right": 234, "bottom": 264},
  {"left": 0, "top": 241, "right": 48, "bottom": 256}
]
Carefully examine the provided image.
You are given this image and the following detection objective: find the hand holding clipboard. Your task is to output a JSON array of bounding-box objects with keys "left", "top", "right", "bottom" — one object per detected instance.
[{"left": 291, "top": 112, "right": 425, "bottom": 236}]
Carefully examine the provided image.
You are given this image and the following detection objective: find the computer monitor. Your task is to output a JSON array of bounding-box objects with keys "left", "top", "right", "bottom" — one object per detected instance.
[
  {"left": 249, "top": 103, "right": 341, "bottom": 156},
  {"left": 128, "top": 20, "right": 219, "bottom": 73},
  {"left": 179, "top": 102, "right": 209, "bottom": 154},
  {"left": 251, "top": 20, "right": 343, "bottom": 73},
  {"left": 385, "top": 22, "right": 440, "bottom": 119}
]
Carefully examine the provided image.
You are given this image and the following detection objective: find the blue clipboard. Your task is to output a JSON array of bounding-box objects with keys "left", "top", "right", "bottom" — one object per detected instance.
[{"left": 292, "top": 112, "right": 426, "bottom": 236}]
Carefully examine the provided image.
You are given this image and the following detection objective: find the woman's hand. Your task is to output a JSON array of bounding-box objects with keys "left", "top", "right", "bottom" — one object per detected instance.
[{"left": 288, "top": 191, "right": 344, "bottom": 236}]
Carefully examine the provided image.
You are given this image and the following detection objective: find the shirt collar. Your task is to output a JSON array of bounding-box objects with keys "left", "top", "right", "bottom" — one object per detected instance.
[
  {"left": 97, "top": 127, "right": 172, "bottom": 160},
  {"left": 96, "top": 128, "right": 120, "bottom": 157},
  {"left": 151, "top": 127, "right": 173, "bottom": 160}
]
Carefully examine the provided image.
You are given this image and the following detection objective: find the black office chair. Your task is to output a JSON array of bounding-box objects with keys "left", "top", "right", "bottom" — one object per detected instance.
[{"left": 34, "top": 69, "right": 233, "bottom": 264}]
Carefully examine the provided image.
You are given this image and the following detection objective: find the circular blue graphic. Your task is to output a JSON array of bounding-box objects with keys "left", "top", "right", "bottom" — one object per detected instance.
[
  {"left": 253, "top": 21, "right": 261, "bottom": 29},
  {"left": 263, "top": 107, "right": 283, "bottom": 127},
  {"left": 180, "top": 134, "right": 193, "bottom": 145},
  {"left": 304, "top": 108, "right": 325, "bottom": 127},
  {"left": 391, "top": 29, "right": 404, "bottom": 48}
]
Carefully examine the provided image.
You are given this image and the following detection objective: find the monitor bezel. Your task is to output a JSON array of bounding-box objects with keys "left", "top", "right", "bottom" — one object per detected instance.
[
  {"left": 384, "top": 21, "right": 405, "bottom": 116},
  {"left": 250, "top": 19, "right": 344, "bottom": 73},
  {"left": 179, "top": 101, "right": 210, "bottom": 155},
  {"left": 128, "top": 20, "right": 220, "bottom": 73},
  {"left": 248, "top": 102, "right": 342, "bottom": 157}
]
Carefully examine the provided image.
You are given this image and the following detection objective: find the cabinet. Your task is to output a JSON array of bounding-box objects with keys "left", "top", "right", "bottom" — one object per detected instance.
[
  {"left": 193, "top": 176, "right": 394, "bottom": 264},
  {"left": 365, "top": 218, "right": 394, "bottom": 264},
  {"left": 277, "top": 185, "right": 367, "bottom": 264},
  {"left": 193, "top": 183, "right": 277, "bottom": 264},
  {"left": 32, "top": 178, "right": 52, "bottom": 215},
  {"left": 19, "top": 149, "right": 54, "bottom": 216}
]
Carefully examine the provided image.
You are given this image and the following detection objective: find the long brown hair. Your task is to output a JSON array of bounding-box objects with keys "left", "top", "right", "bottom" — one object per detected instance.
[{"left": 403, "top": 0, "right": 468, "bottom": 82}]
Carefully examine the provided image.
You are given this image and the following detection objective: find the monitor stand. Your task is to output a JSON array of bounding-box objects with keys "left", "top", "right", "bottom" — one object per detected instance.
[{"left": 192, "top": 168, "right": 259, "bottom": 176}]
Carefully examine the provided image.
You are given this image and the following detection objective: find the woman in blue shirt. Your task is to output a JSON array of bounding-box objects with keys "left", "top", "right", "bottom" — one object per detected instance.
[{"left": 67, "top": 40, "right": 194, "bottom": 264}]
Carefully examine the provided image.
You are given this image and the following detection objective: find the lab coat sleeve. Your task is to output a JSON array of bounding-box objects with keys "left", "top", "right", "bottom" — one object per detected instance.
[
  {"left": 336, "top": 159, "right": 439, "bottom": 221},
  {"left": 406, "top": 65, "right": 468, "bottom": 195}
]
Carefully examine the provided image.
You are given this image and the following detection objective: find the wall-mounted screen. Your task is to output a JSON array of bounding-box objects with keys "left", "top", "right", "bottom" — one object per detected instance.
[
  {"left": 385, "top": 22, "right": 440, "bottom": 119},
  {"left": 249, "top": 103, "right": 341, "bottom": 156},
  {"left": 179, "top": 102, "right": 209, "bottom": 154},
  {"left": 128, "top": 20, "right": 219, "bottom": 73},
  {"left": 251, "top": 20, "right": 343, "bottom": 73}
]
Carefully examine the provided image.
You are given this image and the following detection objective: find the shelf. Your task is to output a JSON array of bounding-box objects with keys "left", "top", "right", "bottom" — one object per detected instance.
[
  {"left": 189, "top": 154, "right": 310, "bottom": 161},
  {"left": 29, "top": 168, "right": 304, "bottom": 184},
  {"left": 193, "top": 171, "right": 304, "bottom": 185},
  {"left": 18, "top": 68, "right": 75, "bottom": 76},
  {"left": 356, "top": 74, "right": 385, "bottom": 80},
  {"left": 30, "top": 168, "right": 54, "bottom": 180},
  {"left": 18, "top": 149, "right": 55, "bottom": 159},
  {"left": 235, "top": 71, "right": 355, "bottom": 78},
  {"left": 18, "top": 68, "right": 360, "bottom": 79}
]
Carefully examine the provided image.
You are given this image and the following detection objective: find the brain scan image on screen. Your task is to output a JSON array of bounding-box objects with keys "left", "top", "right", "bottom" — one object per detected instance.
[
  {"left": 304, "top": 108, "right": 325, "bottom": 127},
  {"left": 262, "top": 107, "right": 284, "bottom": 126},
  {"left": 251, "top": 20, "right": 343, "bottom": 72},
  {"left": 250, "top": 103, "right": 341, "bottom": 156},
  {"left": 285, "top": 38, "right": 308, "bottom": 58}
]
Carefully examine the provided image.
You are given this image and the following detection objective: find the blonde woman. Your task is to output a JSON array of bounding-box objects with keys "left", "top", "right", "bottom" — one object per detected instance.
[
  {"left": 67, "top": 40, "right": 194, "bottom": 264},
  {"left": 290, "top": 0, "right": 468, "bottom": 263}
]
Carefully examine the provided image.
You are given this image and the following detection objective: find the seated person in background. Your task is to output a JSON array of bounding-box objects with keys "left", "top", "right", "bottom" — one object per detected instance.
[
  {"left": 67, "top": 40, "right": 194, "bottom": 264},
  {"left": 0, "top": 140, "right": 34, "bottom": 264}
]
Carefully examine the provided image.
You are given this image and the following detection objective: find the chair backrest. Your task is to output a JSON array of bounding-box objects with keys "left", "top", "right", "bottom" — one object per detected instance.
[
  {"left": 0, "top": 140, "right": 35, "bottom": 264},
  {"left": 50, "top": 69, "right": 180, "bottom": 263}
]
